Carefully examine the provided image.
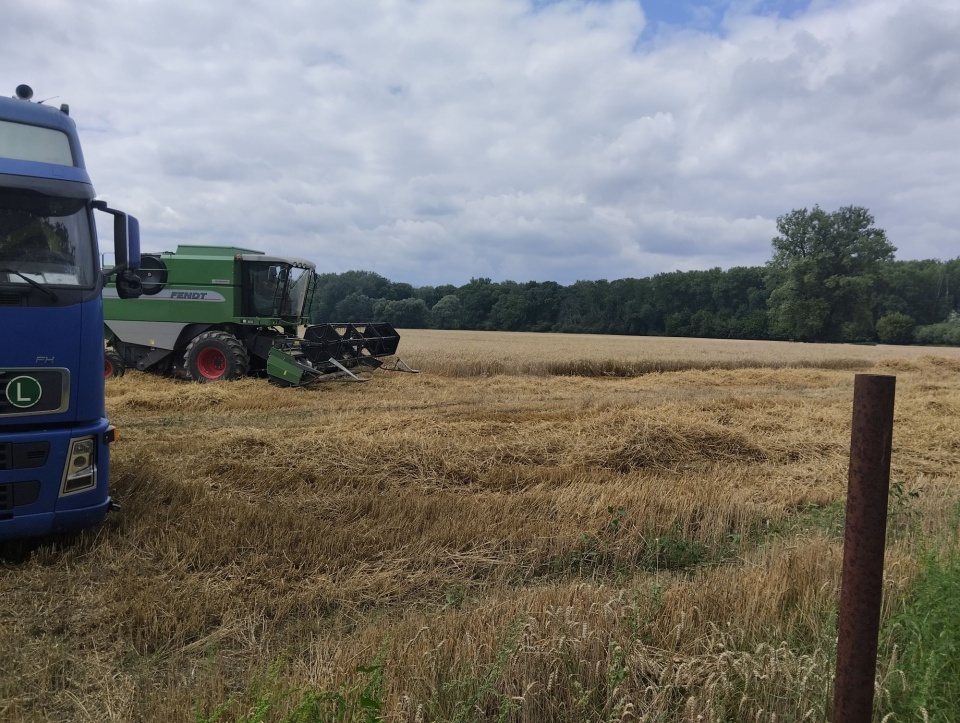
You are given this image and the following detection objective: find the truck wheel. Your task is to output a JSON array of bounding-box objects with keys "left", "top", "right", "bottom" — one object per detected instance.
[
  {"left": 105, "top": 349, "right": 125, "bottom": 378},
  {"left": 183, "top": 331, "right": 250, "bottom": 383}
]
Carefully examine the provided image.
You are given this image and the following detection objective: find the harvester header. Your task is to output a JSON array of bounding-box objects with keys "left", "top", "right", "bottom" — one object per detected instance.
[{"left": 103, "top": 244, "right": 415, "bottom": 385}]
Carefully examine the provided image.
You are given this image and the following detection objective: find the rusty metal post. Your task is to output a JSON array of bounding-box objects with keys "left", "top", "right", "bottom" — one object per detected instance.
[{"left": 832, "top": 373, "right": 896, "bottom": 723}]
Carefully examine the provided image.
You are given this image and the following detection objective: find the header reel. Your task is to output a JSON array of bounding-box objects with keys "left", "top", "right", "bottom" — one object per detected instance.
[{"left": 266, "top": 322, "right": 418, "bottom": 385}]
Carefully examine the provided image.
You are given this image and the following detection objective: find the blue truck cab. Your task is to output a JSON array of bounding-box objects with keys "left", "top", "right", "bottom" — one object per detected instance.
[{"left": 1, "top": 85, "right": 142, "bottom": 539}]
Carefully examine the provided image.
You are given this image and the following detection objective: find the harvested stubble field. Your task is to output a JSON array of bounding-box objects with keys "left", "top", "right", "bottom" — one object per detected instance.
[{"left": 3, "top": 330, "right": 960, "bottom": 722}]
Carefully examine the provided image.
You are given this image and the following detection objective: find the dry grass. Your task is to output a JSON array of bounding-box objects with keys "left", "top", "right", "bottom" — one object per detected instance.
[
  {"left": 399, "top": 329, "right": 960, "bottom": 377},
  {"left": 2, "top": 331, "right": 960, "bottom": 722}
]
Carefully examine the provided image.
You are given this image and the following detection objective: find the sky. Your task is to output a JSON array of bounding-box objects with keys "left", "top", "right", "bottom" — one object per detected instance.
[{"left": 3, "top": 0, "right": 958, "bottom": 287}]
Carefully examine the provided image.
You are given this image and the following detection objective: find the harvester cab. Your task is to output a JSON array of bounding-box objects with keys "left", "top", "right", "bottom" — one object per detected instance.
[{"left": 103, "top": 245, "right": 417, "bottom": 385}]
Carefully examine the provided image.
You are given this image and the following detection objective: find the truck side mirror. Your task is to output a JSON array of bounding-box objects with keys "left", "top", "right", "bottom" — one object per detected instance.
[
  {"left": 92, "top": 200, "right": 141, "bottom": 271},
  {"left": 93, "top": 201, "right": 143, "bottom": 298},
  {"left": 114, "top": 214, "right": 141, "bottom": 271}
]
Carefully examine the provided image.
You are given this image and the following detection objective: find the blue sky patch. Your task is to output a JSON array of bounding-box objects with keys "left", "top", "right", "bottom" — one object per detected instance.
[{"left": 531, "top": 1, "right": 814, "bottom": 39}]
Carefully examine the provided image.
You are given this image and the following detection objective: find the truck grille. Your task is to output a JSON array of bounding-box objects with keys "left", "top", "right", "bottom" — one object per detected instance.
[
  {"left": 0, "top": 442, "right": 50, "bottom": 469},
  {"left": 0, "top": 480, "right": 41, "bottom": 511}
]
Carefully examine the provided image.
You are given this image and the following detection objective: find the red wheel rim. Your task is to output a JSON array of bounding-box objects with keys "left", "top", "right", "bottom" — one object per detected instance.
[
  {"left": 196, "top": 347, "right": 228, "bottom": 379},
  {"left": 104, "top": 358, "right": 114, "bottom": 378}
]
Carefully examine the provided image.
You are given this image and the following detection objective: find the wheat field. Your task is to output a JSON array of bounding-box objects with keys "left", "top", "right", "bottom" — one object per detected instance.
[{"left": 2, "top": 331, "right": 960, "bottom": 722}]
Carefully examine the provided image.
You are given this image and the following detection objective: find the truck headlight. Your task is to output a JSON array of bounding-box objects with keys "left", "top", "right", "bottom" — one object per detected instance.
[{"left": 60, "top": 436, "right": 97, "bottom": 495}]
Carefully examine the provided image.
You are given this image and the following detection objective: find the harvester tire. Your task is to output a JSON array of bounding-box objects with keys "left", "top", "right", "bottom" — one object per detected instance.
[
  {"left": 183, "top": 331, "right": 250, "bottom": 383},
  {"left": 104, "top": 349, "right": 125, "bottom": 379}
]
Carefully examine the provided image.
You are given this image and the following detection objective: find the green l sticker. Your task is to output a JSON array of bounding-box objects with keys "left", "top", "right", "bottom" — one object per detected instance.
[{"left": 5, "top": 375, "right": 43, "bottom": 408}]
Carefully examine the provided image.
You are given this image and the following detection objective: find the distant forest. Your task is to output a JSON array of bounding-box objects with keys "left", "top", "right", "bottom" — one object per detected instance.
[{"left": 307, "top": 206, "right": 960, "bottom": 346}]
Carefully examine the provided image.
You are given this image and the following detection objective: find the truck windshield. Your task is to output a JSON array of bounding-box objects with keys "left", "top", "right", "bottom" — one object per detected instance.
[
  {"left": 0, "top": 189, "right": 94, "bottom": 288},
  {"left": 246, "top": 263, "right": 311, "bottom": 320}
]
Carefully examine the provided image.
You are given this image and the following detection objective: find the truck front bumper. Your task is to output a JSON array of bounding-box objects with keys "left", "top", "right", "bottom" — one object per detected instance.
[{"left": 0, "top": 418, "right": 114, "bottom": 540}]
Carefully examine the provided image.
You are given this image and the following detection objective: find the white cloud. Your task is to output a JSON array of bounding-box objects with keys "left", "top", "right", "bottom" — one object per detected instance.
[{"left": 3, "top": 0, "right": 959, "bottom": 285}]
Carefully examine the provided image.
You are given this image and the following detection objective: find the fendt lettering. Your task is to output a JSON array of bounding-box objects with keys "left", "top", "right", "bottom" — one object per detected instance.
[
  {"left": 170, "top": 291, "right": 208, "bottom": 300},
  {"left": 1, "top": 84, "right": 142, "bottom": 539}
]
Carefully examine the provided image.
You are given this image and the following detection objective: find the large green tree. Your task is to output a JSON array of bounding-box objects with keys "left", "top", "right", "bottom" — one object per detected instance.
[
  {"left": 875, "top": 259, "right": 956, "bottom": 327},
  {"left": 430, "top": 294, "right": 465, "bottom": 329},
  {"left": 310, "top": 270, "right": 393, "bottom": 322},
  {"left": 765, "top": 205, "right": 895, "bottom": 342},
  {"left": 373, "top": 297, "right": 430, "bottom": 328}
]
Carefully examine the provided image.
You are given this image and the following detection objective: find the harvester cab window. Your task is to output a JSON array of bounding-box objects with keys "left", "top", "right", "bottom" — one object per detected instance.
[
  {"left": 248, "top": 264, "right": 280, "bottom": 317},
  {"left": 284, "top": 267, "right": 311, "bottom": 318},
  {"left": 243, "top": 261, "right": 310, "bottom": 320},
  {"left": 242, "top": 262, "right": 286, "bottom": 318},
  {"left": 0, "top": 191, "right": 93, "bottom": 288}
]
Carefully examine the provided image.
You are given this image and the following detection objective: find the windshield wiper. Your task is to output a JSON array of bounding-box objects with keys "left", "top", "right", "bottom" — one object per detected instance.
[{"left": 0, "top": 268, "right": 59, "bottom": 302}]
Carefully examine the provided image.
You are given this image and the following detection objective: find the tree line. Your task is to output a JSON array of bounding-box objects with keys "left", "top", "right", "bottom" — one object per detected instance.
[{"left": 308, "top": 205, "right": 960, "bottom": 346}]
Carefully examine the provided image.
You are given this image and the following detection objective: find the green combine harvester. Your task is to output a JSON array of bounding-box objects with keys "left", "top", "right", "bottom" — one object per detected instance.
[{"left": 103, "top": 245, "right": 415, "bottom": 385}]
